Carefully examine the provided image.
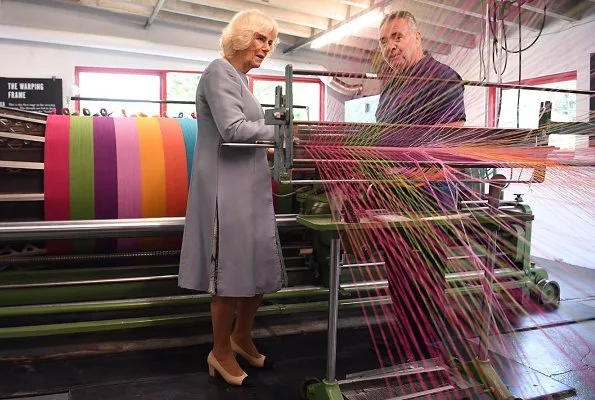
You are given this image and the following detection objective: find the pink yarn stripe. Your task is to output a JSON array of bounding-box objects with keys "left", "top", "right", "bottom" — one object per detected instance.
[{"left": 113, "top": 117, "right": 141, "bottom": 251}]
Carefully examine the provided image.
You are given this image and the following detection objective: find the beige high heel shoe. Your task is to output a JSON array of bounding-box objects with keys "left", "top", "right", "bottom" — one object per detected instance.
[
  {"left": 207, "top": 351, "right": 254, "bottom": 386},
  {"left": 230, "top": 339, "right": 274, "bottom": 369}
]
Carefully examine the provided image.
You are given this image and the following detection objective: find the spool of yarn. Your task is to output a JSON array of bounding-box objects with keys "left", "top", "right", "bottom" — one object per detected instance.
[{"left": 44, "top": 115, "right": 198, "bottom": 253}]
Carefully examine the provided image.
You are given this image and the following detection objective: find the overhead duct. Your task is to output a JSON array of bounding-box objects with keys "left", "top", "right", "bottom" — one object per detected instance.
[{"left": 328, "top": 77, "right": 364, "bottom": 96}]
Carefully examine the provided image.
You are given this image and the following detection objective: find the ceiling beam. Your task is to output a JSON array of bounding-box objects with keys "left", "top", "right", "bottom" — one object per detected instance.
[
  {"left": 146, "top": 0, "right": 166, "bottom": 28},
  {"left": 523, "top": 0, "right": 592, "bottom": 22},
  {"left": 409, "top": 0, "right": 541, "bottom": 31},
  {"left": 157, "top": 10, "right": 298, "bottom": 44},
  {"left": 354, "top": 27, "right": 452, "bottom": 54},
  {"left": 180, "top": 0, "right": 332, "bottom": 30},
  {"left": 239, "top": 0, "right": 352, "bottom": 21},
  {"left": 335, "top": 33, "right": 452, "bottom": 56},
  {"left": 70, "top": 0, "right": 154, "bottom": 17},
  {"left": 163, "top": 0, "right": 313, "bottom": 38},
  {"left": 283, "top": 0, "right": 398, "bottom": 54},
  {"left": 414, "top": 22, "right": 476, "bottom": 48},
  {"left": 305, "top": 43, "right": 374, "bottom": 63},
  {"left": 381, "top": 0, "right": 481, "bottom": 34}
]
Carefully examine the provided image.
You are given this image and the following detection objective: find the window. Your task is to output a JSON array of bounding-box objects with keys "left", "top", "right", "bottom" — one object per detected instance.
[
  {"left": 75, "top": 68, "right": 162, "bottom": 116},
  {"left": 74, "top": 68, "right": 324, "bottom": 121},
  {"left": 492, "top": 72, "right": 577, "bottom": 129},
  {"left": 165, "top": 71, "right": 201, "bottom": 118},
  {"left": 251, "top": 77, "right": 324, "bottom": 121}
]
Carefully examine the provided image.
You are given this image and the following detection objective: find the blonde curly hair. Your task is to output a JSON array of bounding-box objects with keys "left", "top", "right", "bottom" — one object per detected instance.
[{"left": 220, "top": 10, "right": 279, "bottom": 57}]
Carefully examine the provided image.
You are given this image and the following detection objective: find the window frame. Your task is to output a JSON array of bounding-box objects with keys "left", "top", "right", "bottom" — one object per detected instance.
[
  {"left": 247, "top": 74, "right": 326, "bottom": 120},
  {"left": 74, "top": 67, "right": 326, "bottom": 120},
  {"left": 487, "top": 71, "right": 577, "bottom": 127},
  {"left": 74, "top": 67, "right": 204, "bottom": 116}
]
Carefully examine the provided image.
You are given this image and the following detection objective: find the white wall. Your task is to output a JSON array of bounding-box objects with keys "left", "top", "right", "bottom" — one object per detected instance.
[
  {"left": 0, "top": 0, "right": 366, "bottom": 114},
  {"left": 434, "top": 14, "right": 595, "bottom": 126},
  {"left": 434, "top": 16, "right": 595, "bottom": 269}
]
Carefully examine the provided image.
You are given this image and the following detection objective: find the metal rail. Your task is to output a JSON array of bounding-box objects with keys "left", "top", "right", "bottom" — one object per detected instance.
[
  {"left": 0, "top": 283, "right": 389, "bottom": 318},
  {"left": 292, "top": 69, "right": 595, "bottom": 96},
  {"left": 0, "top": 132, "right": 45, "bottom": 142},
  {"left": 0, "top": 113, "right": 46, "bottom": 124},
  {"left": 0, "top": 295, "right": 392, "bottom": 339},
  {"left": 0, "top": 194, "right": 44, "bottom": 202},
  {"left": 0, "top": 161, "right": 44, "bottom": 170},
  {"left": 0, "top": 215, "right": 299, "bottom": 241}
]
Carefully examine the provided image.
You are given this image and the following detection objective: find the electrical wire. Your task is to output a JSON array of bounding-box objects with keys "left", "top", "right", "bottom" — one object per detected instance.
[{"left": 502, "top": 1, "right": 547, "bottom": 54}]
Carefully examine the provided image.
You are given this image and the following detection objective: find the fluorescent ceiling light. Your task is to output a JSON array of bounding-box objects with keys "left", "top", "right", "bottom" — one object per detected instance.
[{"left": 310, "top": 9, "right": 383, "bottom": 49}]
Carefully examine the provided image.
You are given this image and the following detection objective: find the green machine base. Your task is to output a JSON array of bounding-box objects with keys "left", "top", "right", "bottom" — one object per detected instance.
[{"left": 301, "top": 379, "right": 343, "bottom": 400}]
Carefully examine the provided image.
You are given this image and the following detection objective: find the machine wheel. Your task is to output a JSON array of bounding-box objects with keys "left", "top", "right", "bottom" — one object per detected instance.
[
  {"left": 536, "top": 279, "right": 560, "bottom": 307},
  {"left": 299, "top": 377, "right": 321, "bottom": 400}
]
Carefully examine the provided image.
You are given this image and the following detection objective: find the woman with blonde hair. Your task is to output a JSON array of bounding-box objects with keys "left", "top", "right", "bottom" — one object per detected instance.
[{"left": 178, "top": 9, "right": 286, "bottom": 387}]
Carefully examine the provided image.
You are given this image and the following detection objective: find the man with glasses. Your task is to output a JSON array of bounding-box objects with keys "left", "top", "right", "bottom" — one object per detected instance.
[{"left": 376, "top": 10, "right": 466, "bottom": 126}]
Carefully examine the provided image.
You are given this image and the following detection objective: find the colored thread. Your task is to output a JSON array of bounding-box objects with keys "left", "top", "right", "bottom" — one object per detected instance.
[
  {"left": 44, "top": 115, "right": 71, "bottom": 221},
  {"left": 69, "top": 116, "right": 95, "bottom": 220},
  {"left": 136, "top": 117, "right": 166, "bottom": 218},
  {"left": 93, "top": 117, "right": 118, "bottom": 219},
  {"left": 178, "top": 118, "right": 198, "bottom": 182},
  {"left": 159, "top": 118, "right": 189, "bottom": 217},
  {"left": 114, "top": 117, "right": 142, "bottom": 251}
]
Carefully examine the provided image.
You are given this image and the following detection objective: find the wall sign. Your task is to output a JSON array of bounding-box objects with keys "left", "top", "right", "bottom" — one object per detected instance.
[{"left": 0, "top": 77, "right": 63, "bottom": 114}]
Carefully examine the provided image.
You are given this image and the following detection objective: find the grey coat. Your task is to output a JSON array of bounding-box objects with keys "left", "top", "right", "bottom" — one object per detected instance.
[{"left": 178, "top": 58, "right": 287, "bottom": 297}]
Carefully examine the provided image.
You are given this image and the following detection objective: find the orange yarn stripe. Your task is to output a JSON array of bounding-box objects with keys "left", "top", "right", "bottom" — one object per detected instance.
[
  {"left": 158, "top": 118, "right": 189, "bottom": 216},
  {"left": 136, "top": 118, "right": 166, "bottom": 218}
]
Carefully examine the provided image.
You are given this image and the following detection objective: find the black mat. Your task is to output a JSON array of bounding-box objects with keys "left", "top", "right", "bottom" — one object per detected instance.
[
  {"left": 66, "top": 345, "right": 576, "bottom": 400},
  {"left": 3, "top": 323, "right": 581, "bottom": 400},
  {"left": 0, "top": 327, "right": 381, "bottom": 399}
]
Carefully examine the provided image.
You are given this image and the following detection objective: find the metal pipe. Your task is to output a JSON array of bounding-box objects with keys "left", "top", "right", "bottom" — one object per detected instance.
[
  {"left": 221, "top": 142, "right": 275, "bottom": 148},
  {"left": 0, "top": 194, "right": 44, "bottom": 202},
  {"left": 0, "top": 216, "right": 299, "bottom": 241},
  {"left": 483, "top": 0, "right": 492, "bottom": 126},
  {"left": 339, "top": 365, "right": 448, "bottom": 386},
  {"left": 0, "top": 295, "right": 391, "bottom": 339},
  {"left": 445, "top": 280, "right": 527, "bottom": 297},
  {"left": 0, "top": 275, "right": 178, "bottom": 289},
  {"left": 291, "top": 71, "right": 595, "bottom": 96},
  {"left": 342, "top": 280, "right": 388, "bottom": 290},
  {"left": 145, "top": 0, "right": 166, "bottom": 28},
  {"left": 478, "top": 177, "right": 505, "bottom": 361},
  {"left": 445, "top": 268, "right": 525, "bottom": 284},
  {"left": 0, "top": 132, "right": 45, "bottom": 142},
  {"left": 326, "top": 237, "right": 341, "bottom": 383},
  {"left": 283, "top": 179, "right": 535, "bottom": 185},
  {"left": 1, "top": 264, "right": 308, "bottom": 289},
  {"left": 0, "top": 160, "right": 44, "bottom": 170},
  {"left": 341, "top": 261, "right": 385, "bottom": 268},
  {"left": 0, "top": 282, "right": 390, "bottom": 318},
  {"left": 69, "top": 97, "right": 307, "bottom": 109},
  {"left": 0, "top": 113, "right": 46, "bottom": 124},
  {"left": 0, "top": 250, "right": 181, "bottom": 265}
]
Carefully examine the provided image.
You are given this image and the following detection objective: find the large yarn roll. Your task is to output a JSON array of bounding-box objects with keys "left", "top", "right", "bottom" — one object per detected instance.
[{"left": 44, "top": 115, "right": 198, "bottom": 253}]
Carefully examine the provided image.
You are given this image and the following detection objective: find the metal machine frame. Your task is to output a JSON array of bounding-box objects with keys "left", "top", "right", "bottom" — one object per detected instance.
[{"left": 261, "top": 64, "right": 581, "bottom": 399}]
